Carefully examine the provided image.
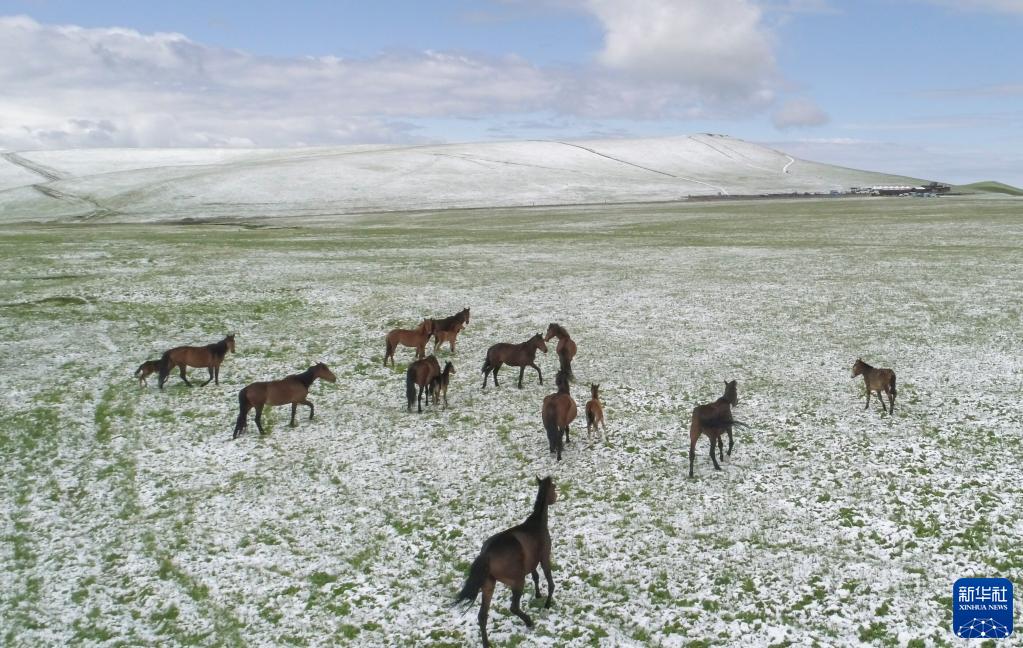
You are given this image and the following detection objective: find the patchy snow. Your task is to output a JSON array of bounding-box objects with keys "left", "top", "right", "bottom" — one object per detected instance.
[{"left": 1, "top": 197, "right": 1020, "bottom": 646}]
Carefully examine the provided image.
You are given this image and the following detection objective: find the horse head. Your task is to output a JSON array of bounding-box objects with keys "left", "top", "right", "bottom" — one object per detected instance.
[{"left": 314, "top": 362, "right": 337, "bottom": 383}]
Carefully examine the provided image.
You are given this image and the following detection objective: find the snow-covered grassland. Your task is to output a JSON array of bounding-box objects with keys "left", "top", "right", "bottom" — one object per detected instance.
[{"left": 1, "top": 196, "right": 1020, "bottom": 647}]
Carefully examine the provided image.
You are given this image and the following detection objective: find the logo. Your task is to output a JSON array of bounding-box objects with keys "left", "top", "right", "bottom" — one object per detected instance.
[{"left": 953, "top": 578, "right": 1013, "bottom": 639}]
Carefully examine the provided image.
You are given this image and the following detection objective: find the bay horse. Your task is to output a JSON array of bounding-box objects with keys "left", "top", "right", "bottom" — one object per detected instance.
[
  {"left": 689, "top": 380, "right": 748, "bottom": 478},
  {"left": 852, "top": 358, "right": 897, "bottom": 414},
  {"left": 406, "top": 355, "right": 442, "bottom": 413},
  {"left": 543, "top": 323, "right": 576, "bottom": 381},
  {"left": 429, "top": 361, "right": 456, "bottom": 409},
  {"left": 384, "top": 319, "right": 434, "bottom": 367},
  {"left": 158, "top": 334, "right": 235, "bottom": 389},
  {"left": 454, "top": 476, "right": 557, "bottom": 648},
  {"left": 232, "top": 362, "right": 336, "bottom": 439},
  {"left": 134, "top": 359, "right": 161, "bottom": 387},
  {"left": 481, "top": 334, "right": 547, "bottom": 390},
  {"left": 430, "top": 307, "right": 471, "bottom": 353},
  {"left": 542, "top": 371, "right": 577, "bottom": 461},
  {"left": 585, "top": 383, "right": 606, "bottom": 441}
]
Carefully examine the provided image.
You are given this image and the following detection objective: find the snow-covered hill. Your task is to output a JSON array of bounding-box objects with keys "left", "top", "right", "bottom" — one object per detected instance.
[{"left": 0, "top": 134, "right": 924, "bottom": 222}]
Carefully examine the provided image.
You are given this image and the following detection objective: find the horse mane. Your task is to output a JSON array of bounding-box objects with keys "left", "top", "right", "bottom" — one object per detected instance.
[
  {"left": 206, "top": 337, "right": 230, "bottom": 358},
  {"left": 527, "top": 477, "right": 553, "bottom": 524},
  {"left": 292, "top": 365, "right": 318, "bottom": 388},
  {"left": 548, "top": 323, "right": 568, "bottom": 338}
]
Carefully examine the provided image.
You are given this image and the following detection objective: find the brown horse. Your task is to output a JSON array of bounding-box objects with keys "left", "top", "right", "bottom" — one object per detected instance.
[
  {"left": 852, "top": 358, "right": 897, "bottom": 414},
  {"left": 134, "top": 359, "right": 161, "bottom": 387},
  {"left": 454, "top": 476, "right": 557, "bottom": 648},
  {"left": 233, "top": 362, "right": 336, "bottom": 439},
  {"left": 689, "top": 380, "right": 748, "bottom": 478},
  {"left": 384, "top": 319, "right": 435, "bottom": 367},
  {"left": 158, "top": 334, "right": 235, "bottom": 389},
  {"left": 585, "top": 383, "right": 606, "bottom": 441},
  {"left": 481, "top": 334, "right": 548, "bottom": 389},
  {"left": 542, "top": 371, "right": 577, "bottom": 461},
  {"left": 430, "top": 307, "right": 471, "bottom": 353},
  {"left": 544, "top": 323, "right": 576, "bottom": 381},
  {"left": 429, "top": 361, "right": 456, "bottom": 409},
  {"left": 406, "top": 355, "right": 442, "bottom": 413}
]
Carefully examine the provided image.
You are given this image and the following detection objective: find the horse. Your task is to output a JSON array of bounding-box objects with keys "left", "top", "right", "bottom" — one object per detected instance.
[
  {"left": 542, "top": 371, "right": 577, "bottom": 461},
  {"left": 454, "top": 476, "right": 557, "bottom": 648},
  {"left": 134, "top": 359, "right": 161, "bottom": 387},
  {"left": 158, "top": 334, "right": 235, "bottom": 389},
  {"left": 585, "top": 383, "right": 606, "bottom": 441},
  {"left": 852, "top": 358, "right": 897, "bottom": 414},
  {"left": 429, "top": 361, "right": 456, "bottom": 409},
  {"left": 384, "top": 319, "right": 434, "bottom": 367},
  {"left": 689, "top": 380, "right": 748, "bottom": 478},
  {"left": 430, "top": 307, "right": 471, "bottom": 353},
  {"left": 543, "top": 323, "right": 576, "bottom": 381},
  {"left": 406, "top": 355, "right": 442, "bottom": 413},
  {"left": 481, "top": 334, "right": 548, "bottom": 389},
  {"left": 232, "top": 362, "right": 336, "bottom": 439}
]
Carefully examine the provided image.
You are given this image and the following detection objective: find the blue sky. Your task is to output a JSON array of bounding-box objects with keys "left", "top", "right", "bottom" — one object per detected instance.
[{"left": 1, "top": 0, "right": 1020, "bottom": 185}]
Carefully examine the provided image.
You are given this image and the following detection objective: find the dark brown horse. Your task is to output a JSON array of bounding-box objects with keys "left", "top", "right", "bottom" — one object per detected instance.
[
  {"left": 430, "top": 307, "right": 471, "bottom": 353},
  {"left": 384, "top": 319, "right": 435, "bottom": 367},
  {"left": 852, "top": 358, "right": 897, "bottom": 414},
  {"left": 481, "top": 334, "right": 548, "bottom": 389},
  {"left": 689, "top": 380, "right": 748, "bottom": 478},
  {"left": 429, "top": 361, "right": 456, "bottom": 409},
  {"left": 233, "top": 362, "right": 336, "bottom": 439},
  {"left": 454, "top": 476, "right": 557, "bottom": 648},
  {"left": 134, "top": 359, "right": 161, "bottom": 387},
  {"left": 406, "top": 355, "right": 442, "bottom": 412},
  {"left": 158, "top": 334, "right": 235, "bottom": 389},
  {"left": 585, "top": 383, "right": 606, "bottom": 441},
  {"left": 542, "top": 371, "right": 577, "bottom": 461},
  {"left": 544, "top": 323, "right": 576, "bottom": 381}
]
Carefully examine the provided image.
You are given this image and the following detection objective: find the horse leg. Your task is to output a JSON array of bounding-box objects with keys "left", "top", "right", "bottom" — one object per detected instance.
[
  {"left": 202, "top": 366, "right": 214, "bottom": 386},
  {"left": 540, "top": 556, "right": 555, "bottom": 609},
  {"left": 718, "top": 436, "right": 724, "bottom": 462},
  {"left": 492, "top": 365, "right": 500, "bottom": 388},
  {"left": 564, "top": 425, "right": 570, "bottom": 445},
  {"left": 254, "top": 405, "right": 265, "bottom": 434},
  {"left": 509, "top": 580, "right": 534, "bottom": 628},
  {"left": 179, "top": 364, "right": 193, "bottom": 387},
  {"left": 532, "top": 363, "right": 543, "bottom": 385},
  {"left": 710, "top": 435, "right": 721, "bottom": 471},
  {"left": 864, "top": 389, "right": 871, "bottom": 410},
  {"left": 689, "top": 434, "right": 698, "bottom": 478},
  {"left": 290, "top": 403, "right": 298, "bottom": 426},
  {"left": 417, "top": 384, "right": 424, "bottom": 413},
  {"left": 478, "top": 578, "right": 495, "bottom": 648},
  {"left": 888, "top": 388, "right": 895, "bottom": 414},
  {"left": 726, "top": 428, "right": 734, "bottom": 457},
  {"left": 876, "top": 390, "right": 887, "bottom": 413},
  {"left": 302, "top": 399, "right": 314, "bottom": 420},
  {"left": 518, "top": 366, "right": 525, "bottom": 389},
  {"left": 531, "top": 569, "right": 541, "bottom": 598}
]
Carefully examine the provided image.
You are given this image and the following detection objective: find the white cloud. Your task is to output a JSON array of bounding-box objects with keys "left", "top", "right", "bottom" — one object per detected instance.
[
  {"left": 0, "top": 10, "right": 789, "bottom": 149},
  {"left": 917, "top": 0, "right": 1023, "bottom": 13},
  {"left": 584, "top": 0, "right": 777, "bottom": 103},
  {"left": 772, "top": 97, "right": 830, "bottom": 129}
]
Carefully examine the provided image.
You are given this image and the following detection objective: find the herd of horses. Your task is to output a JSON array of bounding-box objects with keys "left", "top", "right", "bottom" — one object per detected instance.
[{"left": 135, "top": 307, "right": 898, "bottom": 647}]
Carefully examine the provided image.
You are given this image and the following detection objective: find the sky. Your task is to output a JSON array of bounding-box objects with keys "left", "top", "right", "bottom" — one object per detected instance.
[{"left": 0, "top": 0, "right": 1021, "bottom": 186}]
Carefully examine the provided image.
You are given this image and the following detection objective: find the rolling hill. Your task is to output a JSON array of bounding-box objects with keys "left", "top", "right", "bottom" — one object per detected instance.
[{"left": 0, "top": 134, "right": 927, "bottom": 223}]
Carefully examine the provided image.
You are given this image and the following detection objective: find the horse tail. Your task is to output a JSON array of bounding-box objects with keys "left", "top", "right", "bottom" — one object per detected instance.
[
  {"left": 890, "top": 375, "right": 897, "bottom": 399},
  {"left": 452, "top": 551, "right": 490, "bottom": 608},
  {"left": 157, "top": 350, "right": 173, "bottom": 389},
  {"left": 134, "top": 362, "right": 145, "bottom": 378},
  {"left": 559, "top": 349, "right": 573, "bottom": 380},
  {"left": 233, "top": 387, "right": 249, "bottom": 438},
  {"left": 730, "top": 420, "right": 750, "bottom": 429},
  {"left": 405, "top": 365, "right": 417, "bottom": 409},
  {"left": 384, "top": 337, "right": 395, "bottom": 365},
  {"left": 481, "top": 355, "right": 491, "bottom": 375}
]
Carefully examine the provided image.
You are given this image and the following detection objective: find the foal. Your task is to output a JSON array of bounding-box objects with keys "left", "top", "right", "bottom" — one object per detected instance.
[
  {"left": 852, "top": 358, "right": 897, "bottom": 414},
  {"left": 585, "top": 383, "right": 606, "bottom": 441},
  {"left": 454, "top": 477, "right": 557, "bottom": 648},
  {"left": 542, "top": 371, "right": 577, "bottom": 461},
  {"left": 134, "top": 359, "right": 161, "bottom": 387},
  {"left": 430, "top": 307, "right": 470, "bottom": 353},
  {"left": 689, "top": 380, "right": 747, "bottom": 478},
  {"left": 543, "top": 323, "right": 576, "bottom": 381},
  {"left": 429, "top": 361, "right": 456, "bottom": 408},
  {"left": 384, "top": 319, "right": 434, "bottom": 367}
]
